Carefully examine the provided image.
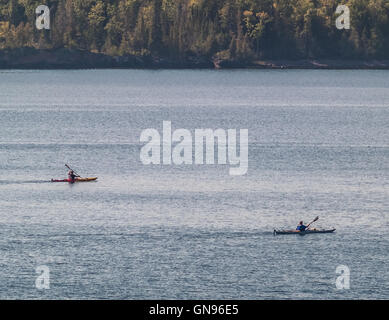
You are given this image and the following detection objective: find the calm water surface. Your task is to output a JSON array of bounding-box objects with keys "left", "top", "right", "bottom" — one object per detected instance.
[{"left": 0, "top": 70, "right": 388, "bottom": 299}]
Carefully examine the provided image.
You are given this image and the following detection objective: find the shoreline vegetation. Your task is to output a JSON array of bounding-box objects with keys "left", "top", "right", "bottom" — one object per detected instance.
[
  {"left": 0, "top": 1, "right": 388, "bottom": 69},
  {"left": 1, "top": 47, "right": 389, "bottom": 69}
]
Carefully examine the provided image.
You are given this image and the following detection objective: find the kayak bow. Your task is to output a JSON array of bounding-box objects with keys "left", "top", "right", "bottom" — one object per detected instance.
[
  {"left": 273, "top": 228, "right": 336, "bottom": 235},
  {"left": 51, "top": 177, "right": 98, "bottom": 183}
]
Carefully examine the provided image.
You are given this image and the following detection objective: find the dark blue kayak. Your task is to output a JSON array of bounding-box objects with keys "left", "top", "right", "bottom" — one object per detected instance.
[{"left": 274, "top": 229, "right": 336, "bottom": 235}]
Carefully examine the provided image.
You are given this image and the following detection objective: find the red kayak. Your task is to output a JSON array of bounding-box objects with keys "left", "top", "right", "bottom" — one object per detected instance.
[{"left": 51, "top": 177, "right": 98, "bottom": 183}]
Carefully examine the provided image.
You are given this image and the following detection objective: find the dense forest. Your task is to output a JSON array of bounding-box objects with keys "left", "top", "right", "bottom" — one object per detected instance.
[{"left": 0, "top": 0, "right": 389, "bottom": 66}]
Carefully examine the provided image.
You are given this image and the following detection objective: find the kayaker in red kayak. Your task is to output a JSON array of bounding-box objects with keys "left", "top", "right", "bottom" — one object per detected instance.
[{"left": 68, "top": 170, "right": 80, "bottom": 183}]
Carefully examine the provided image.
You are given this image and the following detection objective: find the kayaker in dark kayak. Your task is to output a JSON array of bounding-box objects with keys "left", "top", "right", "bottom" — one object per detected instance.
[{"left": 296, "top": 221, "right": 308, "bottom": 231}]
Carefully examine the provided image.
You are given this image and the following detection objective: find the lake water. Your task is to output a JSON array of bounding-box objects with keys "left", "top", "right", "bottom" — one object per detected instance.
[{"left": 0, "top": 69, "right": 388, "bottom": 299}]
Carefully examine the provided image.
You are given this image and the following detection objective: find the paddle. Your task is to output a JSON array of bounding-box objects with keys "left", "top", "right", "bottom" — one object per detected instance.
[
  {"left": 65, "top": 164, "right": 81, "bottom": 178},
  {"left": 305, "top": 216, "right": 319, "bottom": 230}
]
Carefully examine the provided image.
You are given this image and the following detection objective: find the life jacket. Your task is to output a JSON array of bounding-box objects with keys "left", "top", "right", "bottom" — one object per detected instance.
[{"left": 68, "top": 172, "right": 76, "bottom": 183}]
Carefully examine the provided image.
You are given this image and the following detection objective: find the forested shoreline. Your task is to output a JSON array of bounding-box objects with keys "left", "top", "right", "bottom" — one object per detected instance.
[{"left": 1, "top": 0, "right": 389, "bottom": 68}]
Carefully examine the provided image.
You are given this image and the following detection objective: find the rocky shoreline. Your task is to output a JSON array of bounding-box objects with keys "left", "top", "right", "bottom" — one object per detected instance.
[{"left": 1, "top": 48, "right": 388, "bottom": 69}]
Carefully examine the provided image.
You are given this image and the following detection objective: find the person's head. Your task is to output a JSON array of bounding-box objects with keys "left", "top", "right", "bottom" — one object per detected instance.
[
  {"left": 299, "top": 221, "right": 304, "bottom": 225},
  {"left": 69, "top": 170, "right": 73, "bottom": 174}
]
